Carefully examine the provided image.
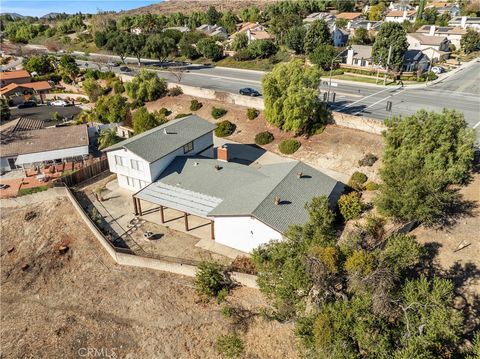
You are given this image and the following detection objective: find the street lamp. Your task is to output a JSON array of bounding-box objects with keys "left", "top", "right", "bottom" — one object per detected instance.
[{"left": 327, "top": 45, "right": 351, "bottom": 103}]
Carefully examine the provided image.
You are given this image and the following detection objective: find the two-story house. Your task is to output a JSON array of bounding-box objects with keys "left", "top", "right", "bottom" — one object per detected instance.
[{"left": 407, "top": 32, "right": 451, "bottom": 61}]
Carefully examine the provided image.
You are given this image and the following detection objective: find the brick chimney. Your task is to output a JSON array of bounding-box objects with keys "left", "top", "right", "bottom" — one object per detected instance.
[{"left": 217, "top": 145, "right": 229, "bottom": 162}]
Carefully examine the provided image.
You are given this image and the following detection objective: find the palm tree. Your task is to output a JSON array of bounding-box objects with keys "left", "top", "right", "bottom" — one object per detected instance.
[{"left": 98, "top": 127, "right": 122, "bottom": 150}]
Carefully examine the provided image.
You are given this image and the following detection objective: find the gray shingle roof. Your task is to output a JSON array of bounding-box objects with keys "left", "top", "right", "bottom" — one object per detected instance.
[
  {"left": 104, "top": 115, "right": 216, "bottom": 163},
  {"left": 136, "top": 156, "right": 344, "bottom": 234}
]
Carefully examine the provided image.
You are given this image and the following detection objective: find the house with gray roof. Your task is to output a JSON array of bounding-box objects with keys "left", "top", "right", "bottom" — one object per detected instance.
[{"left": 105, "top": 115, "right": 344, "bottom": 252}]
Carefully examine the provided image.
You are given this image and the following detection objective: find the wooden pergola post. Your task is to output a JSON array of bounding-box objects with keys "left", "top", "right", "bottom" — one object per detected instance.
[
  {"left": 160, "top": 205, "right": 165, "bottom": 223},
  {"left": 210, "top": 220, "right": 215, "bottom": 240},
  {"left": 137, "top": 198, "right": 143, "bottom": 216},
  {"left": 184, "top": 212, "right": 189, "bottom": 231},
  {"left": 133, "top": 196, "right": 138, "bottom": 215}
]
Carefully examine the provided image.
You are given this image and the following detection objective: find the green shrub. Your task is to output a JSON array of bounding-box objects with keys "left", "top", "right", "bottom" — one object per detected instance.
[
  {"left": 255, "top": 131, "right": 274, "bottom": 145},
  {"left": 168, "top": 86, "right": 183, "bottom": 96},
  {"left": 112, "top": 80, "right": 125, "bottom": 94},
  {"left": 17, "top": 185, "right": 50, "bottom": 197},
  {"left": 247, "top": 108, "right": 259, "bottom": 120},
  {"left": 215, "top": 120, "right": 236, "bottom": 137},
  {"left": 212, "top": 107, "right": 227, "bottom": 119},
  {"left": 130, "top": 99, "right": 145, "bottom": 109},
  {"left": 279, "top": 139, "right": 301, "bottom": 154},
  {"left": 338, "top": 192, "right": 364, "bottom": 221},
  {"left": 365, "top": 181, "right": 380, "bottom": 191},
  {"left": 157, "top": 107, "right": 171, "bottom": 117},
  {"left": 348, "top": 171, "right": 368, "bottom": 191},
  {"left": 50, "top": 112, "right": 62, "bottom": 122},
  {"left": 216, "top": 333, "right": 244, "bottom": 358},
  {"left": 221, "top": 305, "right": 234, "bottom": 318},
  {"left": 174, "top": 113, "right": 192, "bottom": 119},
  {"left": 358, "top": 153, "right": 378, "bottom": 167},
  {"left": 195, "top": 261, "right": 229, "bottom": 301},
  {"left": 190, "top": 99, "right": 203, "bottom": 111}
]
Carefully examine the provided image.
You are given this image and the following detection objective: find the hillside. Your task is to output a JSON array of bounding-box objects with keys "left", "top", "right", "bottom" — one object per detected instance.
[{"left": 123, "top": 0, "right": 277, "bottom": 15}]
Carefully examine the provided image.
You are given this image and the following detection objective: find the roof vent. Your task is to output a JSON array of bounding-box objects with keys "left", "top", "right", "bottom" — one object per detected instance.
[
  {"left": 163, "top": 128, "right": 172, "bottom": 135},
  {"left": 194, "top": 162, "right": 199, "bottom": 166},
  {"left": 274, "top": 196, "right": 280, "bottom": 205},
  {"left": 214, "top": 165, "right": 222, "bottom": 171},
  {"left": 296, "top": 171, "right": 303, "bottom": 179}
]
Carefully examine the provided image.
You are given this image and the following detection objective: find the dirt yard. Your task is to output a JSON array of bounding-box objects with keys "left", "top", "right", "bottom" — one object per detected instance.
[
  {"left": 0, "top": 191, "right": 296, "bottom": 358},
  {"left": 412, "top": 173, "right": 480, "bottom": 332},
  {"left": 146, "top": 94, "right": 384, "bottom": 183}
]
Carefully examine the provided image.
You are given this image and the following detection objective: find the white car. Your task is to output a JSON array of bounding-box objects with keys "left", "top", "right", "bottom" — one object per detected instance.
[
  {"left": 431, "top": 66, "right": 444, "bottom": 74},
  {"left": 49, "top": 100, "right": 68, "bottom": 107}
]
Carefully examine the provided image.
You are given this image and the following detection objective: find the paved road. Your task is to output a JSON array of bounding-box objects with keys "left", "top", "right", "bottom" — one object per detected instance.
[{"left": 76, "top": 54, "right": 480, "bottom": 134}]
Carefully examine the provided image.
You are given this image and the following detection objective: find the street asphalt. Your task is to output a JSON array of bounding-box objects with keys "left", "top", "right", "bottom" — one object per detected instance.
[{"left": 76, "top": 54, "right": 480, "bottom": 135}]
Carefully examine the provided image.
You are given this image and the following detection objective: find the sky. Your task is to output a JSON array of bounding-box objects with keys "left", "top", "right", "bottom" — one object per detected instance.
[{"left": 0, "top": 0, "right": 162, "bottom": 17}]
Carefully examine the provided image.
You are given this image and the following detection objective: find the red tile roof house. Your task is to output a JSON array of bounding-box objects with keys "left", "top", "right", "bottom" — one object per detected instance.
[
  {"left": 0, "top": 81, "right": 52, "bottom": 105},
  {"left": 0, "top": 69, "right": 30, "bottom": 87}
]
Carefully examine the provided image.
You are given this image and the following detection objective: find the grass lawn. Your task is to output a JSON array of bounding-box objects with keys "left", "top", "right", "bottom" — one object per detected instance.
[{"left": 331, "top": 74, "right": 390, "bottom": 85}]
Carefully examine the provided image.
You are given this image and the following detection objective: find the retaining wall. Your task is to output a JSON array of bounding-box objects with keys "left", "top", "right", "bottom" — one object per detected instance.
[
  {"left": 64, "top": 186, "right": 259, "bottom": 288},
  {"left": 331, "top": 111, "right": 386, "bottom": 135}
]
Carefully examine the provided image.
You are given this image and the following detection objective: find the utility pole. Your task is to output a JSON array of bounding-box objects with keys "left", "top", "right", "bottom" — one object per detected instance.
[{"left": 383, "top": 45, "right": 392, "bottom": 86}]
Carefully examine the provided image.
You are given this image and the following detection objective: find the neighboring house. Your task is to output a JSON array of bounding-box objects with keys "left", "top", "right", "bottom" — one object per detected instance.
[
  {"left": 335, "top": 12, "right": 364, "bottom": 21},
  {"left": 416, "top": 25, "right": 466, "bottom": 48},
  {"left": 342, "top": 45, "right": 374, "bottom": 69},
  {"left": 388, "top": 2, "right": 416, "bottom": 11},
  {"left": 0, "top": 69, "right": 30, "bottom": 87},
  {"left": 402, "top": 49, "right": 430, "bottom": 72},
  {"left": 105, "top": 115, "right": 216, "bottom": 192},
  {"left": 448, "top": 16, "right": 480, "bottom": 31},
  {"left": 426, "top": 2, "right": 460, "bottom": 17},
  {"left": 106, "top": 115, "right": 344, "bottom": 253},
  {"left": 385, "top": 10, "right": 417, "bottom": 23},
  {"left": 0, "top": 81, "right": 52, "bottom": 105},
  {"left": 407, "top": 32, "right": 451, "bottom": 61},
  {"left": 231, "top": 22, "right": 272, "bottom": 43},
  {"left": 332, "top": 26, "right": 349, "bottom": 47},
  {"left": 196, "top": 24, "right": 228, "bottom": 39},
  {"left": 303, "top": 12, "right": 336, "bottom": 25},
  {"left": 347, "top": 20, "right": 382, "bottom": 33},
  {"left": 0, "top": 119, "right": 89, "bottom": 172}
]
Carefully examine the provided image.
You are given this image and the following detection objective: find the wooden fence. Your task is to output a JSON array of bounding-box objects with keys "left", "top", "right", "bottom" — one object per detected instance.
[{"left": 56, "top": 158, "right": 109, "bottom": 187}]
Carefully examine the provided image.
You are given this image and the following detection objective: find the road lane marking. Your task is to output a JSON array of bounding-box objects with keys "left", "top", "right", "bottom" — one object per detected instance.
[
  {"left": 335, "top": 86, "right": 400, "bottom": 111},
  {"left": 473, "top": 121, "right": 480, "bottom": 129},
  {"left": 353, "top": 89, "right": 407, "bottom": 115}
]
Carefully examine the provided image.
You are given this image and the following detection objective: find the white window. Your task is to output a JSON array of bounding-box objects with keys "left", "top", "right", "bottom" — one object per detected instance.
[
  {"left": 131, "top": 159, "right": 141, "bottom": 171},
  {"left": 183, "top": 141, "right": 194, "bottom": 154},
  {"left": 115, "top": 155, "right": 123, "bottom": 166},
  {"left": 126, "top": 176, "right": 140, "bottom": 189}
]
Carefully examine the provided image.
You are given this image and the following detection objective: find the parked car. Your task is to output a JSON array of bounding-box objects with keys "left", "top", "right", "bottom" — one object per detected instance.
[
  {"left": 239, "top": 88, "right": 261, "bottom": 97},
  {"left": 17, "top": 100, "right": 37, "bottom": 109},
  {"left": 119, "top": 66, "right": 131, "bottom": 72},
  {"left": 49, "top": 100, "right": 68, "bottom": 107},
  {"left": 431, "top": 66, "right": 445, "bottom": 74},
  {"left": 107, "top": 61, "right": 120, "bottom": 67}
]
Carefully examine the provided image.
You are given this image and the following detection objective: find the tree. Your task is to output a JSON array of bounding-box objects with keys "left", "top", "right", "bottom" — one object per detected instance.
[
  {"left": 262, "top": 60, "right": 330, "bottom": 134},
  {"left": 304, "top": 20, "right": 332, "bottom": 54},
  {"left": 145, "top": 33, "right": 176, "bottom": 63},
  {"left": 220, "top": 11, "right": 238, "bottom": 34},
  {"left": 179, "top": 31, "right": 205, "bottom": 59},
  {"left": 23, "top": 55, "right": 55, "bottom": 75},
  {"left": 351, "top": 27, "right": 371, "bottom": 45},
  {"left": 376, "top": 109, "right": 475, "bottom": 225},
  {"left": 460, "top": 28, "right": 480, "bottom": 54},
  {"left": 206, "top": 6, "right": 221, "bottom": 25},
  {"left": 1, "top": 99, "right": 10, "bottom": 122},
  {"left": 334, "top": 0, "right": 355, "bottom": 12},
  {"left": 197, "top": 37, "right": 223, "bottom": 61},
  {"left": 308, "top": 44, "right": 336, "bottom": 70},
  {"left": 231, "top": 33, "right": 249, "bottom": 51},
  {"left": 82, "top": 78, "right": 104, "bottom": 102},
  {"left": 126, "top": 33, "right": 146, "bottom": 65},
  {"left": 94, "top": 94, "right": 128, "bottom": 124},
  {"left": 132, "top": 107, "right": 166, "bottom": 134},
  {"left": 368, "top": 3, "right": 386, "bottom": 21},
  {"left": 240, "top": 7, "right": 260, "bottom": 22},
  {"left": 59, "top": 54, "right": 79, "bottom": 81},
  {"left": 338, "top": 192, "right": 364, "bottom": 221},
  {"left": 372, "top": 22, "right": 408, "bottom": 69},
  {"left": 247, "top": 40, "right": 277, "bottom": 59},
  {"left": 335, "top": 18, "right": 348, "bottom": 29},
  {"left": 98, "top": 127, "right": 122, "bottom": 150},
  {"left": 106, "top": 32, "right": 129, "bottom": 63},
  {"left": 125, "top": 70, "right": 168, "bottom": 103},
  {"left": 285, "top": 26, "right": 306, "bottom": 54}
]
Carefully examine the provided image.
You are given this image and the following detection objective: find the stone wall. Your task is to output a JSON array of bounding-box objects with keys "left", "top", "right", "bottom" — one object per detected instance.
[{"left": 331, "top": 111, "right": 386, "bottom": 135}]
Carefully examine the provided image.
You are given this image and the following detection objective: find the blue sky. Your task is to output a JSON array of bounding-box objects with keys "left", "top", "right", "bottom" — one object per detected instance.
[{"left": 1, "top": 0, "right": 161, "bottom": 17}]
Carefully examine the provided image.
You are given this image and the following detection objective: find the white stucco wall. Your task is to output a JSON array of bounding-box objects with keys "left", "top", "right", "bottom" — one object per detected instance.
[
  {"left": 107, "top": 131, "right": 214, "bottom": 191},
  {"left": 213, "top": 216, "right": 283, "bottom": 253}
]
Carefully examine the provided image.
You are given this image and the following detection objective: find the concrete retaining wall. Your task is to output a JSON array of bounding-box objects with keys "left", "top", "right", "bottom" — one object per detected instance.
[
  {"left": 64, "top": 186, "right": 258, "bottom": 288},
  {"left": 331, "top": 111, "right": 386, "bottom": 135}
]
